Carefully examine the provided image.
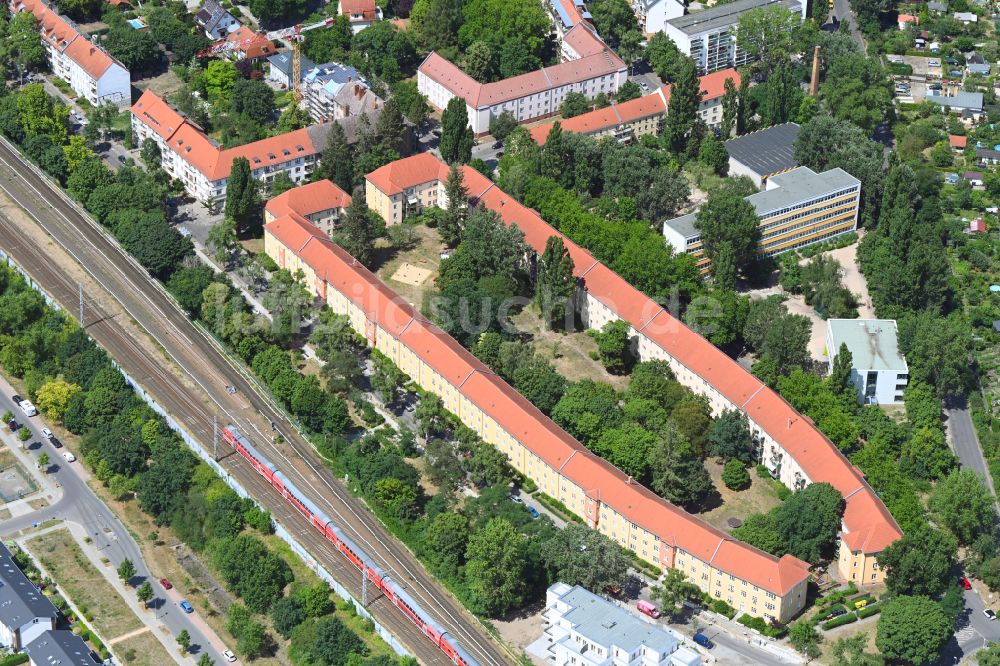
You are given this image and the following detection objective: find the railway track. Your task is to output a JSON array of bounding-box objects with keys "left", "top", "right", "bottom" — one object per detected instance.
[{"left": 0, "top": 137, "right": 512, "bottom": 666}]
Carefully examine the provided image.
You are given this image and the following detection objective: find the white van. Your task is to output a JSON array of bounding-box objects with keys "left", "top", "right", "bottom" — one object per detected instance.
[{"left": 19, "top": 400, "right": 37, "bottom": 417}]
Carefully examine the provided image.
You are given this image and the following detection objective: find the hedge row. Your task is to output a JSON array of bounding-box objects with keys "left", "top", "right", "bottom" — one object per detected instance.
[
  {"left": 0, "top": 654, "right": 29, "bottom": 666},
  {"left": 737, "top": 613, "right": 788, "bottom": 638},
  {"left": 822, "top": 613, "right": 859, "bottom": 630},
  {"left": 858, "top": 604, "right": 882, "bottom": 619}
]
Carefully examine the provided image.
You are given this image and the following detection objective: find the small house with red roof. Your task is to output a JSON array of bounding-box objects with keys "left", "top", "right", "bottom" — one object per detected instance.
[
  {"left": 338, "top": 0, "right": 381, "bottom": 32},
  {"left": 970, "top": 217, "right": 987, "bottom": 233},
  {"left": 897, "top": 13, "right": 918, "bottom": 29},
  {"left": 950, "top": 134, "right": 968, "bottom": 151},
  {"left": 10, "top": 0, "right": 130, "bottom": 107}
]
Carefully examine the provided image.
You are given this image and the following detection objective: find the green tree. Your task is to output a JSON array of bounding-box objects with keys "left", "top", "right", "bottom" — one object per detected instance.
[
  {"left": 440, "top": 97, "right": 474, "bottom": 164},
  {"left": 463, "top": 41, "right": 497, "bottom": 82},
  {"left": 539, "top": 523, "right": 629, "bottom": 591},
  {"left": 231, "top": 79, "right": 276, "bottom": 126},
  {"left": 646, "top": 31, "right": 685, "bottom": 81},
  {"left": 721, "top": 76, "right": 739, "bottom": 137},
  {"left": 489, "top": 111, "right": 518, "bottom": 142},
  {"left": 875, "top": 596, "right": 951, "bottom": 666},
  {"left": 535, "top": 235, "right": 576, "bottom": 330},
  {"left": 615, "top": 80, "right": 642, "bottom": 103},
  {"left": 411, "top": 0, "right": 464, "bottom": 50},
  {"left": 560, "top": 92, "right": 590, "bottom": 118},
  {"left": 117, "top": 559, "right": 135, "bottom": 586},
  {"left": 771, "top": 482, "right": 843, "bottom": 562},
  {"left": 663, "top": 57, "right": 701, "bottom": 154},
  {"left": 694, "top": 188, "right": 761, "bottom": 289},
  {"left": 140, "top": 138, "right": 161, "bottom": 170},
  {"left": 930, "top": 469, "right": 997, "bottom": 545},
  {"left": 176, "top": 629, "right": 191, "bottom": 654},
  {"left": 136, "top": 581, "right": 153, "bottom": 608},
  {"left": 224, "top": 158, "right": 259, "bottom": 235},
  {"left": 35, "top": 378, "right": 82, "bottom": 421},
  {"left": 197, "top": 654, "right": 215, "bottom": 666},
  {"left": 788, "top": 620, "right": 822, "bottom": 659},
  {"left": 731, "top": 513, "right": 786, "bottom": 555},
  {"left": 650, "top": 568, "right": 700, "bottom": 619},
  {"left": 37, "top": 453, "right": 50, "bottom": 472},
  {"left": 830, "top": 634, "right": 883, "bottom": 666},
  {"left": 207, "top": 218, "right": 239, "bottom": 267},
  {"left": 592, "top": 320, "right": 632, "bottom": 374},
  {"left": 512, "top": 356, "right": 566, "bottom": 414},
  {"left": 318, "top": 122, "right": 354, "bottom": 191},
  {"left": 440, "top": 164, "right": 468, "bottom": 246},
  {"left": 722, "top": 460, "right": 750, "bottom": 490},
  {"left": 464, "top": 517, "right": 528, "bottom": 616},
  {"left": 820, "top": 53, "right": 892, "bottom": 134},
  {"left": 338, "top": 193, "right": 377, "bottom": 266},
  {"left": 708, "top": 409, "right": 754, "bottom": 463},
  {"left": 647, "top": 422, "right": 713, "bottom": 507},
  {"left": 735, "top": 5, "right": 799, "bottom": 73},
  {"left": 105, "top": 25, "right": 160, "bottom": 71},
  {"left": 424, "top": 511, "right": 470, "bottom": 577},
  {"left": 978, "top": 643, "right": 1000, "bottom": 666},
  {"left": 10, "top": 12, "right": 45, "bottom": 73}
]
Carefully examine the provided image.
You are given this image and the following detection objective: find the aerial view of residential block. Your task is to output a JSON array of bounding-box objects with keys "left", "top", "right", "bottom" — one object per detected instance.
[{"left": 0, "top": 0, "right": 997, "bottom": 662}]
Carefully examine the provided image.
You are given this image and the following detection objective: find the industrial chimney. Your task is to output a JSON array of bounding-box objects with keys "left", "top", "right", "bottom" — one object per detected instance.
[{"left": 810, "top": 45, "right": 821, "bottom": 96}]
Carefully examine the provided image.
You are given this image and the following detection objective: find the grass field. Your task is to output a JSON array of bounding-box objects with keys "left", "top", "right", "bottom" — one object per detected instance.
[
  {"left": 28, "top": 528, "right": 143, "bottom": 639},
  {"left": 113, "top": 629, "right": 175, "bottom": 666},
  {"left": 697, "top": 460, "right": 784, "bottom": 533}
]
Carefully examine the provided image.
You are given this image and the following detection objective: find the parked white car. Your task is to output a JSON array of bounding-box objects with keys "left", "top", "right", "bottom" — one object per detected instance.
[
  {"left": 19, "top": 400, "right": 37, "bottom": 417},
  {"left": 62, "top": 451, "right": 76, "bottom": 462}
]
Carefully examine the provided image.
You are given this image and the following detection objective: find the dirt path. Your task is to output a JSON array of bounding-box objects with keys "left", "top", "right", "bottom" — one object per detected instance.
[{"left": 824, "top": 238, "right": 874, "bottom": 319}]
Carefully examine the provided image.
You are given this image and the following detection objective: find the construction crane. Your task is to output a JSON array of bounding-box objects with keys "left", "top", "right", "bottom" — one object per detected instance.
[{"left": 199, "top": 18, "right": 337, "bottom": 101}]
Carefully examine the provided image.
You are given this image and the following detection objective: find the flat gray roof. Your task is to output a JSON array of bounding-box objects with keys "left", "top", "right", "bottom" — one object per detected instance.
[
  {"left": 0, "top": 543, "right": 56, "bottom": 630},
  {"left": 552, "top": 584, "right": 681, "bottom": 654},
  {"left": 725, "top": 122, "right": 800, "bottom": 178},
  {"left": 667, "top": 0, "right": 801, "bottom": 35},
  {"left": 748, "top": 166, "right": 860, "bottom": 215},
  {"left": 828, "top": 319, "right": 908, "bottom": 373},
  {"left": 926, "top": 91, "right": 984, "bottom": 112},
  {"left": 24, "top": 630, "right": 99, "bottom": 666},
  {"left": 664, "top": 166, "right": 859, "bottom": 238}
]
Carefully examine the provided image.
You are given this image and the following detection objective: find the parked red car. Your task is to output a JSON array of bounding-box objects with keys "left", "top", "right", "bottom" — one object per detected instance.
[
  {"left": 160, "top": 578, "right": 172, "bottom": 590},
  {"left": 960, "top": 577, "right": 972, "bottom": 590}
]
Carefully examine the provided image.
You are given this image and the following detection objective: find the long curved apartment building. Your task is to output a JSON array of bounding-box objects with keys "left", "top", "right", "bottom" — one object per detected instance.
[{"left": 265, "top": 155, "right": 901, "bottom": 625}]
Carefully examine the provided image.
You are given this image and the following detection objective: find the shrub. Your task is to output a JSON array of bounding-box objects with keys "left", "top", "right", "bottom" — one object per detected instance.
[
  {"left": 811, "top": 603, "right": 848, "bottom": 623},
  {"left": 756, "top": 464, "right": 771, "bottom": 479},
  {"left": 858, "top": 603, "right": 882, "bottom": 619},
  {"left": 821, "top": 613, "right": 858, "bottom": 630},
  {"left": 711, "top": 598, "right": 736, "bottom": 619},
  {"left": 738, "top": 614, "right": 787, "bottom": 638},
  {"left": 722, "top": 460, "right": 751, "bottom": 490},
  {"left": 0, "top": 654, "right": 30, "bottom": 666}
]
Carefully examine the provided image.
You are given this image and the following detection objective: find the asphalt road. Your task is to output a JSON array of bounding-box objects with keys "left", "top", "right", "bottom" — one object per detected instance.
[
  {"left": 0, "top": 386, "right": 228, "bottom": 665},
  {"left": 947, "top": 402, "right": 998, "bottom": 500},
  {"left": 829, "top": 0, "right": 866, "bottom": 51},
  {"left": 0, "top": 136, "right": 511, "bottom": 666}
]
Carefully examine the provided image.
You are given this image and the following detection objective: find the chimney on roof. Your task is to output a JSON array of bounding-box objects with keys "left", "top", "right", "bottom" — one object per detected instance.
[{"left": 809, "top": 45, "right": 821, "bottom": 96}]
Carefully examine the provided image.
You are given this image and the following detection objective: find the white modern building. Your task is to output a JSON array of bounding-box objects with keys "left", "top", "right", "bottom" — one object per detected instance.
[
  {"left": 664, "top": 166, "right": 860, "bottom": 274},
  {"left": 663, "top": 0, "right": 804, "bottom": 74},
  {"left": 0, "top": 544, "right": 56, "bottom": 651},
  {"left": 826, "top": 319, "right": 909, "bottom": 405},
  {"left": 417, "top": 23, "right": 627, "bottom": 135},
  {"left": 540, "top": 583, "right": 702, "bottom": 666},
  {"left": 302, "top": 63, "right": 380, "bottom": 123},
  {"left": 11, "top": 0, "right": 130, "bottom": 106}
]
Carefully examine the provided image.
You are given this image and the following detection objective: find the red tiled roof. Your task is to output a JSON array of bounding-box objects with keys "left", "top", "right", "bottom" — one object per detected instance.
[
  {"left": 14, "top": 0, "right": 123, "bottom": 80},
  {"left": 132, "top": 91, "right": 321, "bottom": 183},
  {"left": 340, "top": 0, "right": 377, "bottom": 20},
  {"left": 950, "top": 134, "right": 968, "bottom": 148},
  {"left": 530, "top": 69, "right": 737, "bottom": 146},
  {"left": 562, "top": 23, "right": 606, "bottom": 58},
  {"left": 418, "top": 47, "right": 625, "bottom": 109},
  {"left": 365, "top": 151, "right": 901, "bottom": 561},
  {"left": 266, "top": 179, "right": 352, "bottom": 219},
  {"left": 557, "top": 0, "right": 585, "bottom": 26},
  {"left": 366, "top": 152, "right": 450, "bottom": 195},
  {"left": 225, "top": 26, "right": 273, "bottom": 60}
]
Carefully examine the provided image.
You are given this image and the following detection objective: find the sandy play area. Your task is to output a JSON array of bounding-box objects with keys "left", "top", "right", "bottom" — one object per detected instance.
[{"left": 390, "top": 262, "right": 432, "bottom": 286}]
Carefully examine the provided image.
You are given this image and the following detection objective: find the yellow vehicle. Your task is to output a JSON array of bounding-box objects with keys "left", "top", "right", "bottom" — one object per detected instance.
[{"left": 854, "top": 600, "right": 868, "bottom": 610}]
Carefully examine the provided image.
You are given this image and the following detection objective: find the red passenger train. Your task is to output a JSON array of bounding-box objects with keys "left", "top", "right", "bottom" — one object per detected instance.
[{"left": 221, "top": 425, "right": 479, "bottom": 666}]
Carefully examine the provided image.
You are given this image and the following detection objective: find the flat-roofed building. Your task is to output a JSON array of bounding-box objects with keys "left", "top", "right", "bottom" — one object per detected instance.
[
  {"left": 540, "top": 583, "right": 701, "bottom": 666},
  {"left": 0, "top": 544, "right": 56, "bottom": 651},
  {"left": 725, "top": 122, "right": 800, "bottom": 186},
  {"left": 826, "top": 319, "right": 908, "bottom": 405},
  {"left": 663, "top": 166, "right": 860, "bottom": 274},
  {"left": 417, "top": 24, "right": 627, "bottom": 135},
  {"left": 664, "top": 0, "right": 804, "bottom": 74}
]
